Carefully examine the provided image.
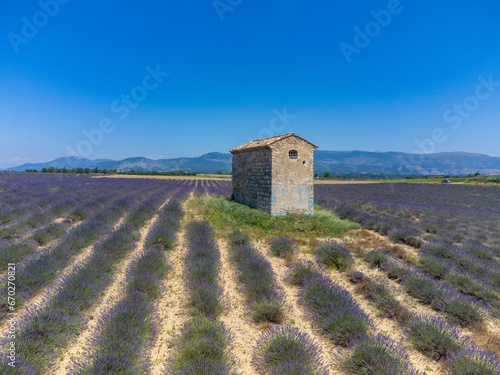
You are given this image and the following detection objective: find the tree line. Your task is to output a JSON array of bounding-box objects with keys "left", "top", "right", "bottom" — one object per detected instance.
[{"left": 25, "top": 167, "right": 196, "bottom": 176}]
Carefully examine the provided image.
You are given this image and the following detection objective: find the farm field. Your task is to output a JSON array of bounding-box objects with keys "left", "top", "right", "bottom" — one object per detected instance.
[
  {"left": 95, "top": 174, "right": 232, "bottom": 181},
  {"left": 0, "top": 173, "right": 499, "bottom": 374}
]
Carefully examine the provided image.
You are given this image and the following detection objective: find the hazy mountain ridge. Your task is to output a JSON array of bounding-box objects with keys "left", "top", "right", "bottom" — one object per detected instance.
[{"left": 2, "top": 151, "right": 500, "bottom": 175}]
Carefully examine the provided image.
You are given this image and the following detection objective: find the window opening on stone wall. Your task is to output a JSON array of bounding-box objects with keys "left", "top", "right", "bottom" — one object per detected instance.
[{"left": 289, "top": 150, "right": 298, "bottom": 159}]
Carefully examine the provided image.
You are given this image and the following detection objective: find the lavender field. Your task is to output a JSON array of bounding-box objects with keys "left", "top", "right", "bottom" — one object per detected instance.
[{"left": 0, "top": 173, "right": 499, "bottom": 374}]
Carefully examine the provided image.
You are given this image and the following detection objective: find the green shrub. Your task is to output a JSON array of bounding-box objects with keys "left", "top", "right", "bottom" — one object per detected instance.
[
  {"left": 376, "top": 295, "right": 406, "bottom": 320},
  {"left": 195, "top": 196, "right": 359, "bottom": 237},
  {"left": 387, "top": 264, "right": 411, "bottom": 281},
  {"left": 228, "top": 230, "right": 249, "bottom": 247},
  {"left": 365, "top": 250, "right": 390, "bottom": 269},
  {"left": 445, "top": 274, "right": 498, "bottom": 304},
  {"left": 357, "top": 279, "right": 406, "bottom": 320},
  {"left": 250, "top": 298, "right": 285, "bottom": 324},
  {"left": 322, "top": 310, "right": 371, "bottom": 347},
  {"left": 316, "top": 241, "right": 354, "bottom": 271},
  {"left": 347, "top": 270, "right": 367, "bottom": 284}
]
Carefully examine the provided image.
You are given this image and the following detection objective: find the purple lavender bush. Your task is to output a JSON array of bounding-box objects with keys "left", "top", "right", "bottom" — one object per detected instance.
[
  {"left": 445, "top": 348, "right": 500, "bottom": 375},
  {"left": 291, "top": 265, "right": 374, "bottom": 346},
  {"left": 388, "top": 227, "right": 422, "bottom": 248},
  {"left": 253, "top": 325, "right": 328, "bottom": 375},
  {"left": 403, "top": 313, "right": 472, "bottom": 360},
  {"left": 337, "top": 334, "right": 423, "bottom": 375},
  {"left": 168, "top": 315, "right": 238, "bottom": 375},
  {"left": 229, "top": 230, "right": 286, "bottom": 323},
  {"left": 184, "top": 220, "right": 223, "bottom": 317},
  {"left": 269, "top": 236, "right": 298, "bottom": 259}
]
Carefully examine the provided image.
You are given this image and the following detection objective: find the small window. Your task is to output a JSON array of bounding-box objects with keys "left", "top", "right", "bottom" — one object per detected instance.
[{"left": 289, "top": 150, "right": 298, "bottom": 159}]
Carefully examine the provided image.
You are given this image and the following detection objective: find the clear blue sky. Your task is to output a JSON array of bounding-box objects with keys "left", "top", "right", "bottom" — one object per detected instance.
[{"left": 1, "top": 0, "right": 499, "bottom": 168}]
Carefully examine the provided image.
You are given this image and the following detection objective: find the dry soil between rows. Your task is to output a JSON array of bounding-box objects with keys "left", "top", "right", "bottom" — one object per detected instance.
[
  {"left": 254, "top": 236, "right": 441, "bottom": 375},
  {"left": 52, "top": 197, "right": 172, "bottom": 374},
  {"left": 150, "top": 225, "right": 190, "bottom": 375}
]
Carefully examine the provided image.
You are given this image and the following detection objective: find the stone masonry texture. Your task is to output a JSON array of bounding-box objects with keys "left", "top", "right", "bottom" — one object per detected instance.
[{"left": 230, "top": 133, "right": 317, "bottom": 215}]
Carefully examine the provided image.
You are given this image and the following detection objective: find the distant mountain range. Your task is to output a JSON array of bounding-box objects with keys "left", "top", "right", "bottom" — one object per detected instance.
[
  {"left": 2, "top": 151, "right": 500, "bottom": 176},
  {"left": 1, "top": 153, "right": 232, "bottom": 174},
  {"left": 314, "top": 151, "right": 500, "bottom": 176}
]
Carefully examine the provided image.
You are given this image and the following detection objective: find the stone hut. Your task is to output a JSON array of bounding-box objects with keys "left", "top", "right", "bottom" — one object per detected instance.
[{"left": 229, "top": 132, "right": 318, "bottom": 216}]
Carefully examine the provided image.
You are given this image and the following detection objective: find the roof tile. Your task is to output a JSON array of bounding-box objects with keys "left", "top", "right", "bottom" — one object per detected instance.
[{"left": 230, "top": 132, "right": 318, "bottom": 153}]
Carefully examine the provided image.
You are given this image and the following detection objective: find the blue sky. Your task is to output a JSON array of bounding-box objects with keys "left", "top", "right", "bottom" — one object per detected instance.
[{"left": 1, "top": 0, "right": 499, "bottom": 168}]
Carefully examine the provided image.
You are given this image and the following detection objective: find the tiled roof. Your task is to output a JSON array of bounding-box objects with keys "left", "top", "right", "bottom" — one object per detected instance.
[{"left": 230, "top": 132, "right": 318, "bottom": 153}]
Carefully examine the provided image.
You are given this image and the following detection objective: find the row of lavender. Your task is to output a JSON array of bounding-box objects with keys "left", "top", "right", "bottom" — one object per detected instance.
[
  {"left": 70, "top": 189, "right": 189, "bottom": 374},
  {"left": 227, "top": 233, "right": 328, "bottom": 374},
  {"left": 0, "top": 174, "right": 149, "bottom": 239},
  {"left": 291, "top": 236, "right": 500, "bottom": 374},
  {"left": 228, "top": 232, "right": 421, "bottom": 374},
  {"left": 0, "top": 185, "right": 180, "bottom": 374},
  {"left": 0, "top": 175, "right": 228, "bottom": 281},
  {"left": 0, "top": 174, "right": 233, "bottom": 372},
  {"left": 315, "top": 183, "right": 500, "bottom": 250},
  {"left": 316, "top": 184, "right": 500, "bottom": 315},
  {"left": 0, "top": 192, "right": 111, "bottom": 273},
  {"left": 279, "top": 237, "right": 422, "bottom": 375},
  {"left": 168, "top": 220, "right": 236, "bottom": 374},
  {"left": 0, "top": 173, "right": 87, "bottom": 227},
  {"left": 0, "top": 175, "right": 112, "bottom": 270},
  {"left": 0, "top": 192, "right": 140, "bottom": 318},
  {"left": 171, "top": 223, "right": 329, "bottom": 374},
  {"left": 192, "top": 179, "right": 231, "bottom": 196},
  {"left": 0, "top": 174, "right": 181, "bottom": 271},
  {"left": 358, "top": 248, "right": 500, "bottom": 373},
  {"left": 228, "top": 231, "right": 286, "bottom": 324}
]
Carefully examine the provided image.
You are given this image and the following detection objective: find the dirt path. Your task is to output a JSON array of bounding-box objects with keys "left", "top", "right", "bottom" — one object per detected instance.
[
  {"left": 217, "top": 239, "right": 261, "bottom": 375},
  {"left": 253, "top": 240, "right": 341, "bottom": 374},
  {"left": 150, "top": 193, "right": 195, "bottom": 375},
  {"left": 149, "top": 225, "right": 190, "bottom": 375},
  {"left": 342, "top": 228, "right": 420, "bottom": 259},
  {"left": 51, "top": 197, "right": 172, "bottom": 375}
]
